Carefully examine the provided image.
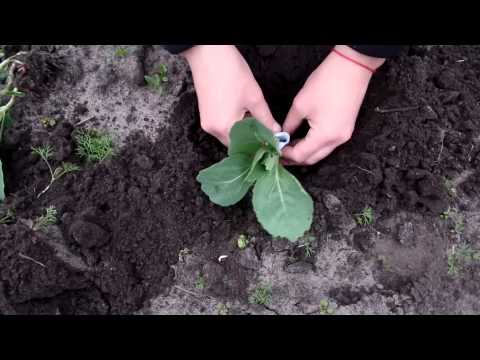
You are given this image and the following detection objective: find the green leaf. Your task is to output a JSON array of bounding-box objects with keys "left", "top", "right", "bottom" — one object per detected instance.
[
  {"left": 3, "top": 111, "right": 14, "bottom": 130},
  {"left": 263, "top": 153, "right": 278, "bottom": 172},
  {"left": 253, "top": 163, "right": 313, "bottom": 241},
  {"left": 197, "top": 154, "right": 264, "bottom": 206},
  {"left": 245, "top": 147, "right": 267, "bottom": 182},
  {"left": 4, "top": 89, "right": 25, "bottom": 97},
  {"left": 229, "top": 117, "right": 279, "bottom": 156},
  {"left": 0, "top": 159, "right": 5, "bottom": 202}
]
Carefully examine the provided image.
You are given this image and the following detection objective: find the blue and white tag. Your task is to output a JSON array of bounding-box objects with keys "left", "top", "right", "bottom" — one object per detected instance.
[{"left": 274, "top": 132, "right": 290, "bottom": 151}]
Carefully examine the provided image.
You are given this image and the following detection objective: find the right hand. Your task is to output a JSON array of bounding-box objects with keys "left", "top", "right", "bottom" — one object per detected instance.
[{"left": 182, "top": 45, "right": 281, "bottom": 146}]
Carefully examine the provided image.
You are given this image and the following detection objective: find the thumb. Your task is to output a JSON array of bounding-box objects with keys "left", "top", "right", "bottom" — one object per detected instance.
[
  {"left": 248, "top": 96, "right": 282, "bottom": 133},
  {"left": 283, "top": 98, "right": 306, "bottom": 135}
]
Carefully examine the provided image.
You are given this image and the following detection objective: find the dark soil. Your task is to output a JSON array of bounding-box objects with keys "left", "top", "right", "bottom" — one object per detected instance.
[{"left": 1, "top": 45, "right": 480, "bottom": 314}]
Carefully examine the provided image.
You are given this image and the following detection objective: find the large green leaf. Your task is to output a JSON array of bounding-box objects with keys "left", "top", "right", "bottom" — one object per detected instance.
[
  {"left": 252, "top": 163, "right": 313, "bottom": 241},
  {"left": 0, "top": 159, "right": 5, "bottom": 202},
  {"left": 197, "top": 153, "right": 265, "bottom": 206},
  {"left": 229, "top": 118, "right": 279, "bottom": 156}
]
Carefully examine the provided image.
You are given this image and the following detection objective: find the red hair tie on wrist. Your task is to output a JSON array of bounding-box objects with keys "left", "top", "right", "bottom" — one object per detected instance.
[{"left": 331, "top": 48, "right": 376, "bottom": 74}]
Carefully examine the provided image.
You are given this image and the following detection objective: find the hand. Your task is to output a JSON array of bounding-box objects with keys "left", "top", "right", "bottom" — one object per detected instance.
[
  {"left": 182, "top": 45, "right": 281, "bottom": 145},
  {"left": 281, "top": 45, "right": 385, "bottom": 166}
]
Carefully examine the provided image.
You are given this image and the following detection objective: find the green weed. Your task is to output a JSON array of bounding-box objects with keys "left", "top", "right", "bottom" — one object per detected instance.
[
  {"left": 32, "top": 145, "right": 80, "bottom": 197},
  {"left": 144, "top": 64, "right": 168, "bottom": 94},
  {"left": 33, "top": 206, "right": 57, "bottom": 231},
  {"left": 355, "top": 206, "right": 374, "bottom": 226},
  {"left": 319, "top": 299, "right": 335, "bottom": 315},
  {"left": 74, "top": 129, "right": 114, "bottom": 163},
  {"left": 249, "top": 283, "right": 272, "bottom": 306}
]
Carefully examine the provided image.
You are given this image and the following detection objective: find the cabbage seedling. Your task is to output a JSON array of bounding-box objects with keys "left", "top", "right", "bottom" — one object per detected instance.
[{"left": 197, "top": 118, "right": 313, "bottom": 242}]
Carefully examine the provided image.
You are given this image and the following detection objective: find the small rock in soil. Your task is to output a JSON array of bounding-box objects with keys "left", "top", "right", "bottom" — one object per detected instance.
[
  {"left": 69, "top": 220, "right": 110, "bottom": 249},
  {"left": 45, "top": 226, "right": 91, "bottom": 272},
  {"left": 237, "top": 247, "right": 261, "bottom": 270},
  {"left": 133, "top": 155, "right": 154, "bottom": 170},
  {"left": 322, "top": 193, "right": 356, "bottom": 234},
  {"left": 285, "top": 261, "right": 314, "bottom": 274},
  {"left": 435, "top": 70, "right": 460, "bottom": 90},
  {"left": 397, "top": 221, "right": 415, "bottom": 247},
  {"left": 352, "top": 231, "right": 374, "bottom": 252}
]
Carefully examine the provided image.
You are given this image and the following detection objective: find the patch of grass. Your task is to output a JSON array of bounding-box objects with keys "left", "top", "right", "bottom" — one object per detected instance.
[
  {"left": 355, "top": 206, "right": 374, "bottom": 226},
  {"left": 195, "top": 276, "right": 206, "bottom": 291},
  {"left": 115, "top": 47, "right": 129, "bottom": 58},
  {"left": 319, "top": 299, "right": 335, "bottom": 315},
  {"left": 33, "top": 206, "right": 57, "bottom": 231},
  {"left": 144, "top": 64, "right": 168, "bottom": 94},
  {"left": 248, "top": 283, "right": 272, "bottom": 306},
  {"left": 447, "top": 245, "right": 480, "bottom": 277},
  {"left": 75, "top": 129, "right": 114, "bottom": 163}
]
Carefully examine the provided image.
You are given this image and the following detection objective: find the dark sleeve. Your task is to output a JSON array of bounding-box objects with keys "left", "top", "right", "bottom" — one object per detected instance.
[
  {"left": 163, "top": 45, "right": 194, "bottom": 54},
  {"left": 348, "top": 45, "right": 405, "bottom": 58},
  {"left": 163, "top": 44, "right": 405, "bottom": 58}
]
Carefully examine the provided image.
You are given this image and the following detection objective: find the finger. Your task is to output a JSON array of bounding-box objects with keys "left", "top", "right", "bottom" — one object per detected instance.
[
  {"left": 248, "top": 97, "right": 281, "bottom": 133},
  {"left": 280, "top": 158, "right": 301, "bottom": 166},
  {"left": 303, "top": 144, "right": 337, "bottom": 165},
  {"left": 281, "top": 130, "right": 322, "bottom": 164},
  {"left": 283, "top": 99, "right": 306, "bottom": 134},
  {"left": 202, "top": 109, "right": 246, "bottom": 147}
]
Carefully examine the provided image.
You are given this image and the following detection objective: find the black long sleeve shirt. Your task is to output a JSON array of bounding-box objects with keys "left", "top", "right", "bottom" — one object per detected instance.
[{"left": 163, "top": 45, "right": 404, "bottom": 58}]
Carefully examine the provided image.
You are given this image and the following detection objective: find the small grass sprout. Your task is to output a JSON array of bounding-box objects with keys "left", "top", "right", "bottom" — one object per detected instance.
[
  {"left": 216, "top": 303, "right": 230, "bottom": 315},
  {"left": 440, "top": 207, "right": 465, "bottom": 237},
  {"left": 237, "top": 234, "right": 249, "bottom": 250},
  {"left": 40, "top": 116, "right": 57, "bottom": 128},
  {"left": 319, "top": 299, "right": 335, "bottom": 315},
  {"left": 355, "top": 206, "right": 374, "bottom": 226},
  {"left": 298, "top": 235, "right": 316, "bottom": 258},
  {"left": 195, "top": 276, "right": 206, "bottom": 291},
  {"left": 144, "top": 64, "right": 168, "bottom": 94}
]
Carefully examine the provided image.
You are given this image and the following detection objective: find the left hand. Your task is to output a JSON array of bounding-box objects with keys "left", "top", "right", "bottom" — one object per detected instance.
[{"left": 281, "top": 45, "right": 385, "bottom": 166}]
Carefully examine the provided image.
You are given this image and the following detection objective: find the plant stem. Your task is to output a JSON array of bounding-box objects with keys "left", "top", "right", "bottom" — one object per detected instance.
[
  {"left": 374, "top": 105, "right": 420, "bottom": 114},
  {"left": 0, "top": 94, "right": 17, "bottom": 141},
  {"left": 0, "top": 52, "right": 27, "bottom": 71},
  {"left": 37, "top": 156, "right": 55, "bottom": 199}
]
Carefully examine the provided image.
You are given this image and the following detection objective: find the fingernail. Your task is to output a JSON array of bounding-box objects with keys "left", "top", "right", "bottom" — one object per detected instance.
[{"left": 272, "top": 123, "right": 282, "bottom": 133}]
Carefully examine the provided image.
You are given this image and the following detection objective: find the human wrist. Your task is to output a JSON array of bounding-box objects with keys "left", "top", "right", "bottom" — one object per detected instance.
[
  {"left": 181, "top": 45, "right": 236, "bottom": 68},
  {"left": 333, "top": 45, "right": 386, "bottom": 72}
]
